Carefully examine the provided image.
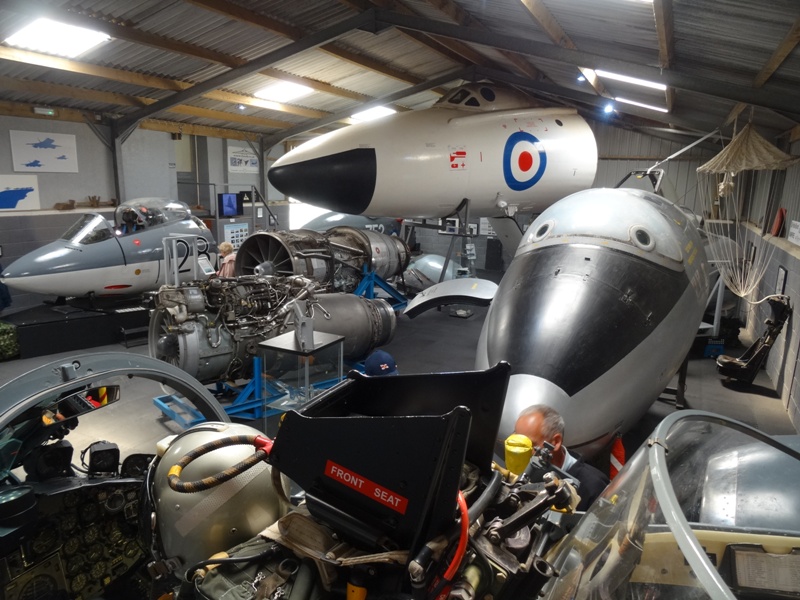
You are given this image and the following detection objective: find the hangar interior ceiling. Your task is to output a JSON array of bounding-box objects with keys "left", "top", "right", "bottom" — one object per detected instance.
[{"left": 0, "top": 0, "right": 797, "bottom": 149}]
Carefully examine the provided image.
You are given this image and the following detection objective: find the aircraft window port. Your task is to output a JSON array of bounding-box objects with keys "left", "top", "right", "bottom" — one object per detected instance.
[
  {"left": 465, "top": 97, "right": 480, "bottom": 107},
  {"left": 555, "top": 119, "right": 564, "bottom": 127},
  {"left": 480, "top": 87, "right": 496, "bottom": 101},
  {"left": 532, "top": 220, "right": 555, "bottom": 243},
  {"left": 631, "top": 226, "right": 655, "bottom": 251},
  {"left": 82, "top": 228, "right": 113, "bottom": 245},
  {"left": 447, "top": 89, "right": 470, "bottom": 105}
]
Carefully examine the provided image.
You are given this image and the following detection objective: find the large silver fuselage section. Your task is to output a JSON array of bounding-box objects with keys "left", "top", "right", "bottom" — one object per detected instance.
[{"left": 476, "top": 188, "right": 709, "bottom": 455}]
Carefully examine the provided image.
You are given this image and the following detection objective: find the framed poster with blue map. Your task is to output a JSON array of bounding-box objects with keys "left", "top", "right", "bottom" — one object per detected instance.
[
  {"left": 0, "top": 175, "right": 41, "bottom": 210},
  {"left": 10, "top": 130, "right": 79, "bottom": 173}
]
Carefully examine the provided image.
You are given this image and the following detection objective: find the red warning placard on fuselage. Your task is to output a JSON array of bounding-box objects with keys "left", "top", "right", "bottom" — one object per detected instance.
[{"left": 324, "top": 460, "right": 409, "bottom": 515}]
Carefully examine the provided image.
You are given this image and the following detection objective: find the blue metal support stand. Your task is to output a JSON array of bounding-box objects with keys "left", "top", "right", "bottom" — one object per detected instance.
[
  {"left": 153, "top": 355, "right": 354, "bottom": 428},
  {"left": 354, "top": 265, "right": 408, "bottom": 310},
  {"left": 153, "top": 356, "right": 288, "bottom": 426}
]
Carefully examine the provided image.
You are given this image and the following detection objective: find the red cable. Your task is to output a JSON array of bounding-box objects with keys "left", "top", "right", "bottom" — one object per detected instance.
[
  {"left": 443, "top": 491, "right": 469, "bottom": 581},
  {"left": 253, "top": 435, "right": 274, "bottom": 454}
]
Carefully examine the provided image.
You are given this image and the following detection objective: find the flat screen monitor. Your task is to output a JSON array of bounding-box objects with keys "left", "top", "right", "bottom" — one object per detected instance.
[{"left": 217, "top": 193, "right": 243, "bottom": 217}]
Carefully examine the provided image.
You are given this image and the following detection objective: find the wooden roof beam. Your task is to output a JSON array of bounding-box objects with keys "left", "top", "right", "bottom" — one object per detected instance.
[
  {"left": 652, "top": 0, "right": 674, "bottom": 69},
  {"left": 651, "top": 0, "right": 674, "bottom": 116},
  {"left": 0, "top": 0, "right": 372, "bottom": 108},
  {"left": 373, "top": 11, "right": 800, "bottom": 117},
  {"left": 424, "top": 0, "right": 542, "bottom": 81},
  {"left": 724, "top": 18, "right": 800, "bottom": 125},
  {"left": 0, "top": 76, "right": 294, "bottom": 129},
  {"left": 754, "top": 17, "right": 800, "bottom": 88},
  {"left": 115, "top": 11, "right": 372, "bottom": 134},
  {"left": 0, "top": 46, "right": 328, "bottom": 119},
  {"left": 519, "top": 0, "right": 608, "bottom": 97},
  {"left": 184, "top": 0, "right": 429, "bottom": 87},
  {"left": 340, "top": 0, "right": 496, "bottom": 69},
  {"left": 0, "top": 98, "right": 264, "bottom": 140}
]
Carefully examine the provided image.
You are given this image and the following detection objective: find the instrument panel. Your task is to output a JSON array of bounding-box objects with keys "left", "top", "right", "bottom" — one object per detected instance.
[{"left": 1, "top": 478, "right": 144, "bottom": 600}]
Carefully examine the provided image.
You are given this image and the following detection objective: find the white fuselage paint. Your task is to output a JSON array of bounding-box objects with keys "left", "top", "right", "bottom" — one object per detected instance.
[{"left": 273, "top": 105, "right": 597, "bottom": 218}]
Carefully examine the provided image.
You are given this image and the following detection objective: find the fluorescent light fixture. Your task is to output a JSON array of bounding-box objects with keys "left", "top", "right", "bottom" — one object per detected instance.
[
  {"left": 615, "top": 97, "right": 669, "bottom": 113},
  {"left": 5, "top": 18, "right": 110, "bottom": 58},
  {"left": 603, "top": 103, "right": 615, "bottom": 114},
  {"left": 351, "top": 106, "right": 396, "bottom": 123},
  {"left": 595, "top": 69, "right": 666, "bottom": 91},
  {"left": 254, "top": 81, "right": 312, "bottom": 103}
]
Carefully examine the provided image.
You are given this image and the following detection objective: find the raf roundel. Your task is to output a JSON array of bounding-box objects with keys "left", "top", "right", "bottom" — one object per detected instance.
[{"left": 503, "top": 131, "right": 547, "bottom": 191}]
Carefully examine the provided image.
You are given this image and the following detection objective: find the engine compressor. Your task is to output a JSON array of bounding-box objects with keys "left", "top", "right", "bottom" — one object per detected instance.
[
  {"left": 148, "top": 274, "right": 396, "bottom": 382},
  {"left": 234, "top": 226, "right": 410, "bottom": 292}
]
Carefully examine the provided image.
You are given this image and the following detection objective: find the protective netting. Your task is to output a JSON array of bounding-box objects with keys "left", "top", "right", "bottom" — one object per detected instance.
[{"left": 697, "top": 123, "right": 799, "bottom": 298}]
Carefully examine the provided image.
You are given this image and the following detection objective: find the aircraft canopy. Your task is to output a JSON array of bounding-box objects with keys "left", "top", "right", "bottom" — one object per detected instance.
[
  {"left": 435, "top": 83, "right": 532, "bottom": 111},
  {"left": 543, "top": 410, "right": 800, "bottom": 600},
  {"left": 114, "top": 197, "right": 191, "bottom": 233}
]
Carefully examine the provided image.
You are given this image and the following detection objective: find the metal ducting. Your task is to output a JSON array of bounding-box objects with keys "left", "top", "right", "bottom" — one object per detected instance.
[
  {"left": 234, "top": 226, "right": 409, "bottom": 292},
  {"left": 149, "top": 275, "right": 395, "bottom": 382}
]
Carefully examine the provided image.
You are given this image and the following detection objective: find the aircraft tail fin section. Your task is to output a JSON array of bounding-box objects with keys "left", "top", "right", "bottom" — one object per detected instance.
[
  {"left": 404, "top": 278, "right": 497, "bottom": 319},
  {"left": 488, "top": 216, "right": 523, "bottom": 256}
]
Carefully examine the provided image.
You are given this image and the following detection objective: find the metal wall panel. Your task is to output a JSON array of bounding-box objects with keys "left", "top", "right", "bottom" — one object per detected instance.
[
  {"left": 778, "top": 157, "right": 800, "bottom": 227},
  {"left": 591, "top": 121, "right": 713, "bottom": 214}
]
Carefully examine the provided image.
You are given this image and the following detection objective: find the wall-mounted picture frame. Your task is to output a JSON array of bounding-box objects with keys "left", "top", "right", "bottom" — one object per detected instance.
[
  {"left": 438, "top": 217, "right": 478, "bottom": 236},
  {"left": 746, "top": 241, "right": 756, "bottom": 264},
  {"left": 776, "top": 266, "right": 787, "bottom": 295}
]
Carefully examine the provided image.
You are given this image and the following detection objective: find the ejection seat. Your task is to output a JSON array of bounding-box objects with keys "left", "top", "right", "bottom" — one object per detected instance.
[{"left": 716, "top": 295, "right": 791, "bottom": 384}]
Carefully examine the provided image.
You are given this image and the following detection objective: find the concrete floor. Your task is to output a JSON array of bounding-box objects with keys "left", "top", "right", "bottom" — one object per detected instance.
[
  {"left": 386, "top": 304, "right": 797, "bottom": 459},
  {"left": 0, "top": 302, "right": 795, "bottom": 464}
]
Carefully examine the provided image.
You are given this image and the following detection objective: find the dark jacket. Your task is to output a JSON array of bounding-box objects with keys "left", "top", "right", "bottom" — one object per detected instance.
[{"left": 567, "top": 457, "right": 610, "bottom": 511}]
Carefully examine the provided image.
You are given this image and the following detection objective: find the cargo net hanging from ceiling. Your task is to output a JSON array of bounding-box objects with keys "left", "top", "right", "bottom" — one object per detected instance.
[{"left": 697, "top": 122, "right": 799, "bottom": 298}]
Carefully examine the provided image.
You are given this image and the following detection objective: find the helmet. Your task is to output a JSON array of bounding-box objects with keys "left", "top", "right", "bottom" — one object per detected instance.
[{"left": 152, "top": 422, "right": 284, "bottom": 575}]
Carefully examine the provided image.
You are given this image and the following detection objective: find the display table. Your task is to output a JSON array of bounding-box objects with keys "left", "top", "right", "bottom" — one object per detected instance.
[{"left": 258, "top": 330, "right": 344, "bottom": 405}]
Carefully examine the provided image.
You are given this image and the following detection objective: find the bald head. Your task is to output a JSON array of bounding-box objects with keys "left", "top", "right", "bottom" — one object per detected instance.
[{"left": 514, "top": 404, "right": 566, "bottom": 467}]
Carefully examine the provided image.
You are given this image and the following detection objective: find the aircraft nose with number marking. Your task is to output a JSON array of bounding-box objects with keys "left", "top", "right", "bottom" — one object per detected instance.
[{"left": 2, "top": 198, "right": 217, "bottom": 298}]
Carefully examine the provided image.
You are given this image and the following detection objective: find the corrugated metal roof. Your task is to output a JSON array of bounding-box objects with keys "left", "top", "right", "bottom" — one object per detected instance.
[{"left": 0, "top": 0, "right": 795, "bottom": 142}]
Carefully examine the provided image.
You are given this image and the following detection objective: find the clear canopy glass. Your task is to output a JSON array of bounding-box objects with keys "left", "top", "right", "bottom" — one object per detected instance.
[{"left": 542, "top": 410, "right": 800, "bottom": 600}]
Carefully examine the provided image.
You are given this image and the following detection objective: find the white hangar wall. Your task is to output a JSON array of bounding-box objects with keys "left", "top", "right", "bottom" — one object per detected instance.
[
  {"left": 0, "top": 116, "right": 116, "bottom": 206},
  {"left": 589, "top": 121, "right": 713, "bottom": 214},
  {"left": 119, "top": 128, "right": 179, "bottom": 200}
]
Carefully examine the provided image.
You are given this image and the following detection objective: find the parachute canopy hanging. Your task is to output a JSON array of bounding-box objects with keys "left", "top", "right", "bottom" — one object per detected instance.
[
  {"left": 698, "top": 123, "right": 799, "bottom": 174},
  {"left": 697, "top": 123, "right": 798, "bottom": 299}
]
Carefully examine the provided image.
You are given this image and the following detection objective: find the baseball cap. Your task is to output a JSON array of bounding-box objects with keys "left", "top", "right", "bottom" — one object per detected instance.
[{"left": 364, "top": 349, "right": 398, "bottom": 376}]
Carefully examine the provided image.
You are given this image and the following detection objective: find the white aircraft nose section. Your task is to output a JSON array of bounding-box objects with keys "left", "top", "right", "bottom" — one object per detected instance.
[{"left": 499, "top": 374, "right": 571, "bottom": 444}]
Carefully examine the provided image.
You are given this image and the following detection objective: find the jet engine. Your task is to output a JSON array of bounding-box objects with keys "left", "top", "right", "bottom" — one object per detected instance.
[
  {"left": 233, "top": 225, "right": 409, "bottom": 292},
  {"left": 148, "top": 275, "right": 395, "bottom": 382}
]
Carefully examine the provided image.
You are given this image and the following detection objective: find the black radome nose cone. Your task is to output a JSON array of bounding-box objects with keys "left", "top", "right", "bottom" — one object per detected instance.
[{"left": 268, "top": 148, "right": 377, "bottom": 214}]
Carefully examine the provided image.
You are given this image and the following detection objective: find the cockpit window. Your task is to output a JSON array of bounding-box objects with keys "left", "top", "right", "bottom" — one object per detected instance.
[
  {"left": 60, "top": 214, "right": 114, "bottom": 245},
  {"left": 447, "top": 89, "right": 471, "bottom": 105},
  {"left": 465, "top": 97, "right": 480, "bottom": 107},
  {"left": 114, "top": 198, "right": 186, "bottom": 234}
]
